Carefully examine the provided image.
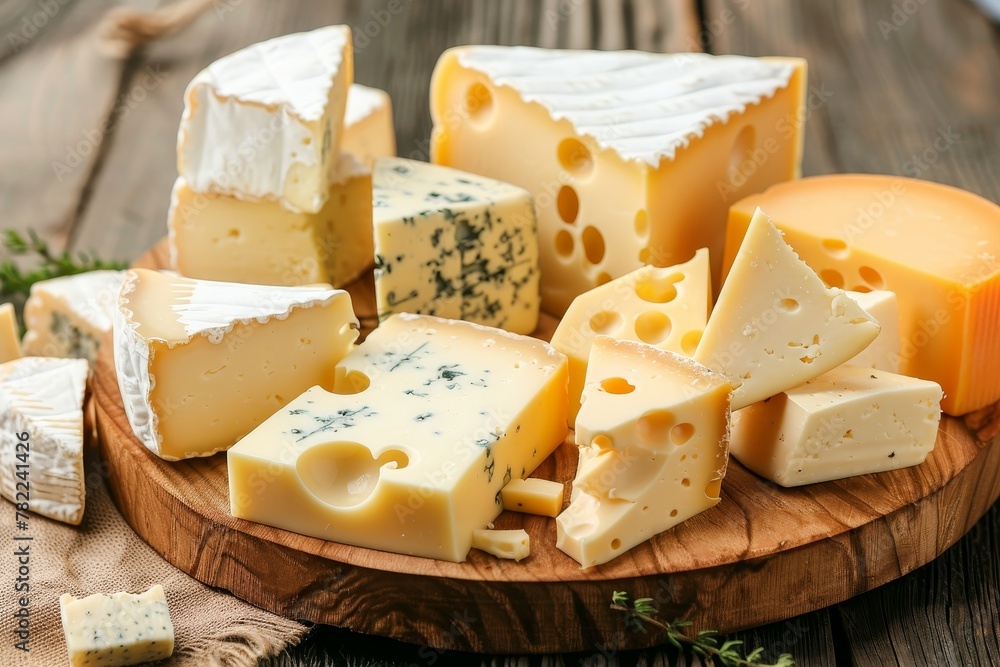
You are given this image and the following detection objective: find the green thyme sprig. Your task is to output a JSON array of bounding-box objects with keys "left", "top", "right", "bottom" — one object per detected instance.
[
  {"left": 0, "top": 229, "right": 127, "bottom": 296},
  {"left": 611, "top": 592, "right": 795, "bottom": 667}
]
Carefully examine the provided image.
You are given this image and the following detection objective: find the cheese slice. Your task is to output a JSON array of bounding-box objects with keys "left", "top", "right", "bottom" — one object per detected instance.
[
  {"left": 60, "top": 585, "right": 174, "bottom": 667},
  {"left": 113, "top": 269, "right": 358, "bottom": 460},
  {"left": 845, "top": 290, "right": 900, "bottom": 373},
  {"left": 551, "top": 248, "right": 711, "bottom": 423},
  {"left": 694, "top": 208, "right": 880, "bottom": 410},
  {"left": 0, "top": 357, "right": 88, "bottom": 525},
  {"left": 431, "top": 46, "right": 806, "bottom": 315},
  {"left": 500, "top": 477, "right": 564, "bottom": 517},
  {"left": 730, "top": 366, "right": 942, "bottom": 487},
  {"left": 344, "top": 84, "right": 396, "bottom": 166},
  {"left": 0, "top": 302, "right": 22, "bottom": 363},
  {"left": 228, "top": 313, "right": 568, "bottom": 562},
  {"left": 472, "top": 529, "right": 530, "bottom": 561},
  {"left": 169, "top": 153, "right": 372, "bottom": 287},
  {"left": 726, "top": 174, "right": 1000, "bottom": 415},
  {"left": 22, "top": 270, "right": 124, "bottom": 364},
  {"left": 177, "top": 25, "right": 352, "bottom": 213},
  {"left": 557, "top": 336, "right": 731, "bottom": 568},
  {"left": 373, "top": 157, "right": 540, "bottom": 334}
]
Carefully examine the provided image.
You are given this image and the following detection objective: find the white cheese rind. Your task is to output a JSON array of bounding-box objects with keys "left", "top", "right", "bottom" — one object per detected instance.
[
  {"left": 730, "top": 365, "right": 942, "bottom": 486},
  {"left": 0, "top": 357, "right": 88, "bottom": 525},
  {"left": 453, "top": 46, "right": 795, "bottom": 167},
  {"left": 373, "top": 157, "right": 540, "bottom": 334},
  {"left": 60, "top": 585, "right": 174, "bottom": 667},
  {"left": 557, "top": 337, "right": 731, "bottom": 568},
  {"left": 228, "top": 313, "right": 568, "bottom": 562},
  {"left": 694, "top": 208, "right": 880, "bottom": 410},
  {"left": 22, "top": 270, "right": 125, "bottom": 363},
  {"left": 113, "top": 269, "right": 358, "bottom": 460},
  {"left": 177, "top": 26, "right": 352, "bottom": 213}
]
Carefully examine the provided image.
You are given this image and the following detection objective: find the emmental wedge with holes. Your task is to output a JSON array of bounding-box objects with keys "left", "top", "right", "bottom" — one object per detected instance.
[
  {"left": 694, "top": 208, "right": 880, "bottom": 411},
  {"left": 726, "top": 174, "right": 1000, "bottom": 415},
  {"left": 557, "top": 336, "right": 732, "bottom": 568},
  {"left": 430, "top": 46, "right": 807, "bottom": 315}
]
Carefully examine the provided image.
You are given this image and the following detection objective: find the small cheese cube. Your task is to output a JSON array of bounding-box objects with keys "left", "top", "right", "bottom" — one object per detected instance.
[
  {"left": 22, "top": 271, "right": 124, "bottom": 363},
  {"left": 0, "top": 303, "right": 22, "bottom": 364},
  {"left": 472, "top": 529, "right": 530, "bottom": 561},
  {"left": 113, "top": 269, "right": 358, "bottom": 460},
  {"left": 557, "top": 336, "right": 732, "bottom": 568},
  {"left": 177, "top": 26, "right": 352, "bottom": 213},
  {"left": 500, "top": 478, "right": 564, "bottom": 517},
  {"left": 694, "top": 208, "right": 880, "bottom": 410},
  {"left": 343, "top": 84, "right": 396, "bottom": 166},
  {"left": 727, "top": 174, "right": 1000, "bottom": 415},
  {"left": 228, "top": 314, "right": 568, "bottom": 562},
  {"left": 551, "top": 248, "right": 711, "bottom": 423},
  {"left": 373, "top": 157, "right": 540, "bottom": 334},
  {"left": 730, "top": 366, "right": 942, "bottom": 486},
  {"left": 845, "top": 290, "right": 900, "bottom": 373},
  {"left": 60, "top": 585, "right": 174, "bottom": 667},
  {"left": 169, "top": 154, "right": 372, "bottom": 287}
]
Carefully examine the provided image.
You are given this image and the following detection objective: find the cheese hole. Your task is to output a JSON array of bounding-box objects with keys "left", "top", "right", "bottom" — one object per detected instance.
[
  {"left": 589, "top": 311, "right": 623, "bottom": 335},
  {"left": 581, "top": 226, "right": 605, "bottom": 264},
  {"left": 634, "top": 210, "right": 649, "bottom": 237},
  {"left": 727, "top": 125, "right": 756, "bottom": 182},
  {"left": 852, "top": 285, "right": 872, "bottom": 293},
  {"left": 637, "top": 409, "right": 673, "bottom": 442},
  {"left": 595, "top": 272, "right": 612, "bottom": 286},
  {"left": 611, "top": 538, "right": 622, "bottom": 550},
  {"left": 820, "top": 269, "right": 844, "bottom": 289},
  {"left": 297, "top": 442, "right": 408, "bottom": 508},
  {"left": 557, "top": 186, "right": 580, "bottom": 224},
  {"left": 302, "top": 137, "right": 312, "bottom": 145},
  {"left": 557, "top": 138, "right": 594, "bottom": 177},
  {"left": 777, "top": 298, "right": 800, "bottom": 313},
  {"left": 591, "top": 435, "right": 614, "bottom": 449},
  {"left": 681, "top": 478, "right": 691, "bottom": 487},
  {"left": 635, "top": 311, "right": 671, "bottom": 345},
  {"left": 555, "top": 230, "right": 574, "bottom": 258},
  {"left": 859, "top": 265, "right": 885, "bottom": 289},
  {"left": 670, "top": 509, "right": 678, "bottom": 518},
  {"left": 670, "top": 423, "right": 695, "bottom": 445},
  {"left": 705, "top": 478, "right": 722, "bottom": 500},
  {"left": 822, "top": 238, "right": 849, "bottom": 259},
  {"left": 333, "top": 370, "right": 370, "bottom": 395},
  {"left": 681, "top": 330, "right": 702, "bottom": 356},
  {"left": 635, "top": 272, "right": 683, "bottom": 303},
  {"left": 227, "top": 228, "right": 240, "bottom": 239},
  {"left": 600, "top": 377, "right": 635, "bottom": 395},
  {"left": 465, "top": 82, "right": 494, "bottom": 125},
  {"left": 639, "top": 247, "right": 652, "bottom": 264}
]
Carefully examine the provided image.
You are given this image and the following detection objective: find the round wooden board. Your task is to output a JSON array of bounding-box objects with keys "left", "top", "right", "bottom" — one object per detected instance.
[{"left": 93, "top": 242, "right": 1000, "bottom": 654}]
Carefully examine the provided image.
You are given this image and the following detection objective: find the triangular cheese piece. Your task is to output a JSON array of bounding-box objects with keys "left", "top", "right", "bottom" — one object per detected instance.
[
  {"left": 0, "top": 303, "right": 22, "bottom": 364},
  {"left": 551, "top": 247, "right": 711, "bottom": 423},
  {"left": 178, "top": 25, "right": 353, "bottom": 213},
  {"left": 343, "top": 84, "right": 396, "bottom": 166},
  {"left": 694, "top": 208, "right": 880, "bottom": 410},
  {"left": 431, "top": 46, "right": 807, "bottom": 314},
  {"left": 0, "top": 357, "right": 88, "bottom": 524},
  {"left": 114, "top": 269, "right": 358, "bottom": 460},
  {"left": 556, "top": 336, "right": 731, "bottom": 568}
]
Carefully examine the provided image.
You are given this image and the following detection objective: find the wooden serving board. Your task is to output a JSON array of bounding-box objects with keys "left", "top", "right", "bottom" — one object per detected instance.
[{"left": 92, "top": 242, "right": 1000, "bottom": 654}]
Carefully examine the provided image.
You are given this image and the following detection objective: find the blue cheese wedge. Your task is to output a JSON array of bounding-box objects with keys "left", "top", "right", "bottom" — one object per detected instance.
[
  {"left": 228, "top": 313, "right": 568, "bottom": 562},
  {"left": 373, "top": 157, "right": 540, "bottom": 334},
  {"left": 0, "top": 357, "right": 88, "bottom": 525},
  {"left": 60, "top": 585, "right": 174, "bottom": 667}
]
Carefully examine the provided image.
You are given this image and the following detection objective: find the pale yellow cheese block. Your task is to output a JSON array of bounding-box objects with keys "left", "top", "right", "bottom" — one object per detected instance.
[
  {"left": 846, "top": 290, "right": 900, "bottom": 373},
  {"left": 557, "top": 336, "right": 731, "bottom": 568},
  {"left": 431, "top": 47, "right": 806, "bottom": 315},
  {"left": 228, "top": 313, "right": 568, "bottom": 562},
  {"left": 343, "top": 83, "right": 396, "bottom": 165},
  {"left": 0, "top": 303, "right": 22, "bottom": 363},
  {"left": 472, "top": 529, "right": 530, "bottom": 561},
  {"left": 169, "top": 154, "right": 372, "bottom": 288},
  {"left": 730, "top": 365, "right": 942, "bottom": 486},
  {"left": 500, "top": 477, "right": 564, "bottom": 517},
  {"left": 551, "top": 248, "right": 711, "bottom": 423}
]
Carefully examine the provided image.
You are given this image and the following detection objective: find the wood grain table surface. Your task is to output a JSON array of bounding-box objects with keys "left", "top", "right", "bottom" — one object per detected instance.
[{"left": 2, "top": 0, "right": 998, "bottom": 665}]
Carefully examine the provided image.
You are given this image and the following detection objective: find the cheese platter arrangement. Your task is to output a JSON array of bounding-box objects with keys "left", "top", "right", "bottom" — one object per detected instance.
[{"left": 4, "top": 21, "right": 1000, "bottom": 661}]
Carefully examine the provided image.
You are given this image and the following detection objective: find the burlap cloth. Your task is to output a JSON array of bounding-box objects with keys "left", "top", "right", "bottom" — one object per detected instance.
[{"left": 1, "top": 451, "right": 310, "bottom": 666}]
